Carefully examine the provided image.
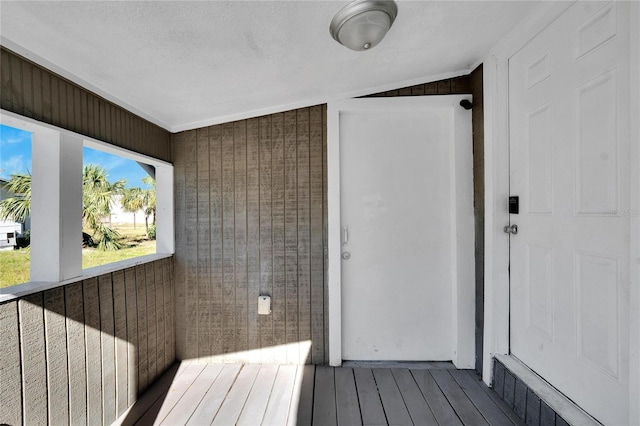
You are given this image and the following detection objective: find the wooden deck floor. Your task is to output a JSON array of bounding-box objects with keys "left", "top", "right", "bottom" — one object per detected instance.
[{"left": 117, "top": 363, "right": 525, "bottom": 426}]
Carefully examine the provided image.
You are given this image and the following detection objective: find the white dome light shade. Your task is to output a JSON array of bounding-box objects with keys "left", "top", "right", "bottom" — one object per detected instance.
[{"left": 330, "top": 1, "right": 398, "bottom": 51}]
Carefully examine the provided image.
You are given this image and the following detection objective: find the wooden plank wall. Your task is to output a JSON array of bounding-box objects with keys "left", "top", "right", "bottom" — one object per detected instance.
[
  {"left": 0, "top": 257, "right": 175, "bottom": 426},
  {"left": 173, "top": 106, "right": 328, "bottom": 365},
  {"left": 470, "top": 65, "right": 485, "bottom": 375},
  {"left": 0, "top": 47, "right": 171, "bottom": 162},
  {"left": 363, "top": 74, "right": 472, "bottom": 97}
]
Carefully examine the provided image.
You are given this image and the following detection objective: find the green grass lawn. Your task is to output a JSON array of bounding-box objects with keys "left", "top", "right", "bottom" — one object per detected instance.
[
  {"left": 0, "top": 249, "right": 31, "bottom": 288},
  {"left": 0, "top": 224, "right": 155, "bottom": 288}
]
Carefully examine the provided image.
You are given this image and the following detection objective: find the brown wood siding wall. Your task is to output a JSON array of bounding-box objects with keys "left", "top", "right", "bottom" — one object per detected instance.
[
  {"left": 172, "top": 106, "right": 328, "bottom": 365},
  {"left": 173, "top": 74, "right": 480, "bottom": 366},
  {"left": 0, "top": 47, "right": 171, "bottom": 162},
  {"left": 363, "top": 75, "right": 472, "bottom": 97},
  {"left": 0, "top": 258, "right": 175, "bottom": 426},
  {"left": 470, "top": 65, "right": 485, "bottom": 375}
]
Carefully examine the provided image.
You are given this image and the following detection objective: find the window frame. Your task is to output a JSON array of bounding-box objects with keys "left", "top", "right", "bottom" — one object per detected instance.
[{"left": 0, "top": 109, "right": 174, "bottom": 302}]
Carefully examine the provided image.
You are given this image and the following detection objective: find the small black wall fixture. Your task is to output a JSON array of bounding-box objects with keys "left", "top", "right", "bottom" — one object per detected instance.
[{"left": 460, "top": 99, "right": 473, "bottom": 110}]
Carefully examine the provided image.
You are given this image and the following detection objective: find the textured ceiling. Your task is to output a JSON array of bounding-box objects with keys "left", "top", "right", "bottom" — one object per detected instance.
[{"left": 0, "top": 1, "right": 540, "bottom": 132}]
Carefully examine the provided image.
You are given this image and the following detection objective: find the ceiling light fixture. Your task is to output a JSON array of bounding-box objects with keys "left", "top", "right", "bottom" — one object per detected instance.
[{"left": 329, "top": 0, "right": 398, "bottom": 51}]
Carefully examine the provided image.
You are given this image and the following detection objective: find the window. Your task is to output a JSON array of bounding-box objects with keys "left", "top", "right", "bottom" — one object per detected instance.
[
  {"left": 81, "top": 145, "right": 157, "bottom": 268},
  {"left": 0, "top": 111, "right": 173, "bottom": 291}
]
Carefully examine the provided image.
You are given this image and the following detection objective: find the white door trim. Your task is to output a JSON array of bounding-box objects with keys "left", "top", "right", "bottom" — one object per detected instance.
[
  {"left": 482, "top": 2, "right": 640, "bottom": 424},
  {"left": 327, "top": 96, "right": 474, "bottom": 367},
  {"left": 327, "top": 99, "right": 343, "bottom": 367},
  {"left": 630, "top": 5, "right": 640, "bottom": 424}
]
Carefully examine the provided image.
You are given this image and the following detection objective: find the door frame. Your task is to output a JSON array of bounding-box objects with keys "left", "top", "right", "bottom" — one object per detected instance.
[
  {"left": 481, "top": 2, "right": 640, "bottom": 423},
  {"left": 327, "top": 96, "right": 475, "bottom": 367}
]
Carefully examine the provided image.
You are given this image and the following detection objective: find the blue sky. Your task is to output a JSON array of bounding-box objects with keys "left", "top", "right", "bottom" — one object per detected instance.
[{"left": 0, "top": 124, "right": 149, "bottom": 187}]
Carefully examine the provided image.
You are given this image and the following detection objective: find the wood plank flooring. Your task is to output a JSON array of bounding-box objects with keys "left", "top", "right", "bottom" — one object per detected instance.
[{"left": 116, "top": 364, "right": 525, "bottom": 426}]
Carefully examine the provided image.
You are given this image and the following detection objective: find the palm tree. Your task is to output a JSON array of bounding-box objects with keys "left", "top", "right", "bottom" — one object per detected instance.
[
  {"left": 83, "top": 165, "right": 126, "bottom": 250},
  {"left": 121, "top": 187, "right": 145, "bottom": 229},
  {"left": 0, "top": 173, "right": 31, "bottom": 222},
  {"left": 121, "top": 176, "right": 156, "bottom": 233},
  {"left": 141, "top": 175, "right": 156, "bottom": 229},
  {"left": 0, "top": 166, "right": 125, "bottom": 251}
]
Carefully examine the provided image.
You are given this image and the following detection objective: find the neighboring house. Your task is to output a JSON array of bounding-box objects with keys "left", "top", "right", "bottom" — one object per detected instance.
[
  {"left": 0, "top": 178, "right": 27, "bottom": 250},
  {"left": 0, "top": 221, "right": 20, "bottom": 250},
  {"left": 107, "top": 194, "right": 147, "bottom": 227}
]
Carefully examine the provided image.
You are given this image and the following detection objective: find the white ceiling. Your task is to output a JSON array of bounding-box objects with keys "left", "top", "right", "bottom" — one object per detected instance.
[{"left": 1, "top": 1, "right": 541, "bottom": 132}]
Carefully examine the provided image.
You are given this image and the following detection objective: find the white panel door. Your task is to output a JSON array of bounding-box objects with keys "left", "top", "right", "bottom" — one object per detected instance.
[
  {"left": 340, "top": 97, "right": 473, "bottom": 362},
  {"left": 509, "top": 3, "right": 631, "bottom": 424}
]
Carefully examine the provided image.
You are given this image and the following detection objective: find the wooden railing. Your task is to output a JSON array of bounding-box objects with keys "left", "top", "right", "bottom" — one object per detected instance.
[{"left": 0, "top": 257, "right": 175, "bottom": 426}]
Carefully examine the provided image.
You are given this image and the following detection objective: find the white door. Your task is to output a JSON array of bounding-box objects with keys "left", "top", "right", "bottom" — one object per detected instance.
[
  {"left": 509, "top": 2, "right": 631, "bottom": 424},
  {"left": 338, "top": 96, "right": 474, "bottom": 363}
]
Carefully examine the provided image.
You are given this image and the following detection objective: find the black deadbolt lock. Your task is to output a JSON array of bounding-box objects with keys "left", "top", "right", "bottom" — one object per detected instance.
[{"left": 509, "top": 196, "right": 519, "bottom": 214}]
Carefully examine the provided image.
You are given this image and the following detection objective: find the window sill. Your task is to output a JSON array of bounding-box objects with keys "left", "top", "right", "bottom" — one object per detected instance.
[{"left": 0, "top": 252, "right": 173, "bottom": 304}]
